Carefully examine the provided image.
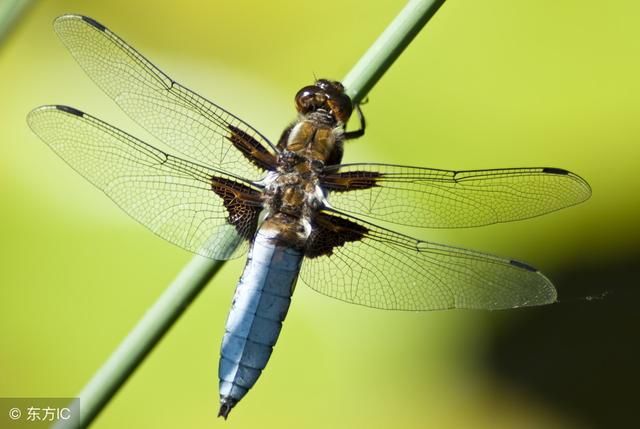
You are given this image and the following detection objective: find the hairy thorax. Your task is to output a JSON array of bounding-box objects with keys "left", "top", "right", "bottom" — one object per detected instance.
[{"left": 261, "top": 116, "right": 344, "bottom": 248}]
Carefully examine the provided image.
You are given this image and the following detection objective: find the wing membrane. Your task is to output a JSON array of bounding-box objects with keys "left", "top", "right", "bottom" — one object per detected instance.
[
  {"left": 28, "top": 105, "right": 263, "bottom": 260},
  {"left": 300, "top": 211, "right": 556, "bottom": 310},
  {"left": 53, "top": 14, "right": 277, "bottom": 180},
  {"left": 322, "top": 164, "right": 591, "bottom": 228}
]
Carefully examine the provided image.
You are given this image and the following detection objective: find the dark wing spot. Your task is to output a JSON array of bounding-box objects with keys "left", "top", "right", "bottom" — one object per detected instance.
[
  {"left": 81, "top": 15, "right": 107, "bottom": 31},
  {"left": 56, "top": 105, "right": 84, "bottom": 117},
  {"left": 305, "top": 212, "right": 368, "bottom": 258},
  {"left": 226, "top": 125, "right": 277, "bottom": 171},
  {"left": 211, "top": 176, "right": 263, "bottom": 240},
  {"left": 509, "top": 259, "right": 538, "bottom": 272},
  {"left": 321, "top": 170, "right": 381, "bottom": 192},
  {"left": 542, "top": 167, "right": 569, "bottom": 175}
]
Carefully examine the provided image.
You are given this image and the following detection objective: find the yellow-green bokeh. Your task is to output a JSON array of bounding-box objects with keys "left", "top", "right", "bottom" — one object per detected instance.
[{"left": 1, "top": 1, "right": 638, "bottom": 428}]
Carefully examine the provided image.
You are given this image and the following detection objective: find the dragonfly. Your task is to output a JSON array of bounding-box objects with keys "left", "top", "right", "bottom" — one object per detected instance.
[{"left": 28, "top": 15, "right": 591, "bottom": 419}]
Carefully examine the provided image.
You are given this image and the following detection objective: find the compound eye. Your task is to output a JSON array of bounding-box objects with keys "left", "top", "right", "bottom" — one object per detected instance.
[
  {"left": 327, "top": 94, "right": 353, "bottom": 124},
  {"left": 315, "top": 79, "right": 345, "bottom": 94},
  {"left": 295, "top": 86, "right": 320, "bottom": 113},
  {"left": 315, "top": 79, "right": 332, "bottom": 91},
  {"left": 330, "top": 81, "right": 345, "bottom": 92}
]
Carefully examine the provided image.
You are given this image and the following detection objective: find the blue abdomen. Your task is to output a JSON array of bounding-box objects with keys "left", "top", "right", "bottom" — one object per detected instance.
[{"left": 218, "top": 228, "right": 303, "bottom": 418}]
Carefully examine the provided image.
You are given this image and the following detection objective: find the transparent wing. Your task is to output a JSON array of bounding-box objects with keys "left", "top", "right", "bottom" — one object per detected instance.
[
  {"left": 53, "top": 14, "right": 277, "bottom": 181},
  {"left": 322, "top": 164, "right": 591, "bottom": 228},
  {"left": 28, "top": 105, "right": 264, "bottom": 260},
  {"left": 300, "top": 211, "right": 556, "bottom": 310}
]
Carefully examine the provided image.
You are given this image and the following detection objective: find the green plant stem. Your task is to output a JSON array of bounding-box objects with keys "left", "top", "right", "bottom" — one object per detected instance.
[
  {"left": 60, "top": 0, "right": 446, "bottom": 427},
  {"left": 344, "top": 0, "right": 446, "bottom": 104},
  {"left": 53, "top": 255, "right": 227, "bottom": 429}
]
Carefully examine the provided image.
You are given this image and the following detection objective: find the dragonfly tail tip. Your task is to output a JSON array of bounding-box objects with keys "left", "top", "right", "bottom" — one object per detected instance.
[{"left": 218, "top": 399, "right": 235, "bottom": 419}]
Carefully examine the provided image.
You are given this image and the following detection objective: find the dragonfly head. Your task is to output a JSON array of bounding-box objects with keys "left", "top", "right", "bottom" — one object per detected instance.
[{"left": 295, "top": 79, "right": 353, "bottom": 125}]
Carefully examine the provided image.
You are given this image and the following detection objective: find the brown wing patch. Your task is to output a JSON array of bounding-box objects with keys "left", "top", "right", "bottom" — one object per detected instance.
[
  {"left": 211, "top": 176, "right": 263, "bottom": 240},
  {"left": 305, "top": 212, "right": 368, "bottom": 258},
  {"left": 321, "top": 170, "right": 381, "bottom": 191},
  {"left": 227, "top": 125, "right": 277, "bottom": 171}
]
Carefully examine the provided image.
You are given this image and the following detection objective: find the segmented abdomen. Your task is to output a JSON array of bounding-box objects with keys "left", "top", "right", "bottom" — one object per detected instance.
[{"left": 218, "top": 228, "right": 303, "bottom": 417}]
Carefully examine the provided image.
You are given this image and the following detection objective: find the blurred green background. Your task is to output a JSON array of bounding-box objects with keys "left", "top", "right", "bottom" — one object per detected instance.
[{"left": 1, "top": 0, "right": 638, "bottom": 428}]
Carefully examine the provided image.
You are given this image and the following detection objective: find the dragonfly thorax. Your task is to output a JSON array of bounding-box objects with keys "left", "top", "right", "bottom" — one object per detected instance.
[
  {"left": 261, "top": 107, "right": 347, "bottom": 249},
  {"left": 284, "top": 120, "right": 344, "bottom": 166}
]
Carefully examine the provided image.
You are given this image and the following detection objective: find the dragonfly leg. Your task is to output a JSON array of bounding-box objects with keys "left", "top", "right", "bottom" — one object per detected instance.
[{"left": 344, "top": 104, "right": 366, "bottom": 140}]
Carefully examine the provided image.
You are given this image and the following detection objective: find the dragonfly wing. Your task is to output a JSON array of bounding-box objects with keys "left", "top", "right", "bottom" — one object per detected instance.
[
  {"left": 300, "top": 210, "right": 556, "bottom": 310},
  {"left": 321, "top": 163, "right": 591, "bottom": 228},
  {"left": 28, "top": 105, "right": 264, "bottom": 260},
  {"left": 53, "top": 14, "right": 278, "bottom": 181}
]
